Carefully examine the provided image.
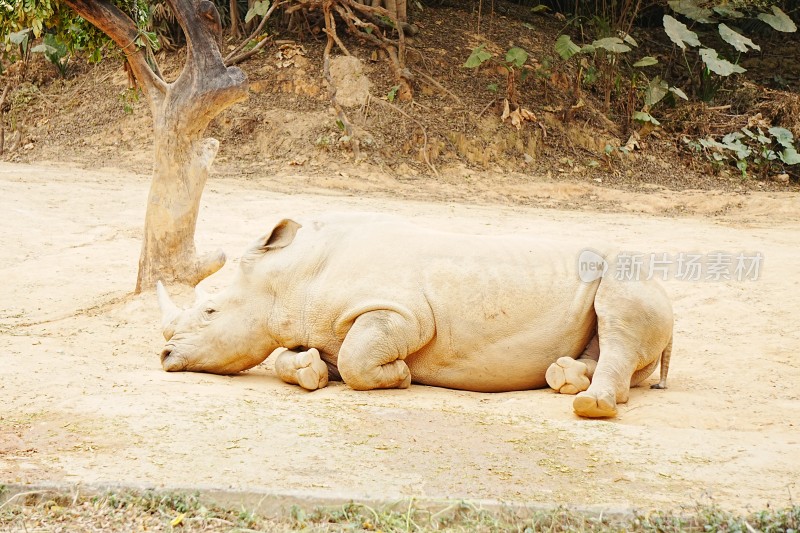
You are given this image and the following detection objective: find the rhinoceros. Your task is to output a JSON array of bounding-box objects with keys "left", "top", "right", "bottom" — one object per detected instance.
[{"left": 157, "top": 213, "right": 673, "bottom": 418}]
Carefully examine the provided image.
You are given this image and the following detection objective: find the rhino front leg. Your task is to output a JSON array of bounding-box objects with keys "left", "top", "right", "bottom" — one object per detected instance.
[
  {"left": 546, "top": 334, "right": 599, "bottom": 395},
  {"left": 337, "top": 310, "right": 430, "bottom": 390},
  {"left": 274, "top": 348, "right": 329, "bottom": 391}
]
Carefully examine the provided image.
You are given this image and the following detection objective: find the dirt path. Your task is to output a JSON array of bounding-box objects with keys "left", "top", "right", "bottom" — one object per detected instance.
[{"left": 1, "top": 162, "right": 799, "bottom": 513}]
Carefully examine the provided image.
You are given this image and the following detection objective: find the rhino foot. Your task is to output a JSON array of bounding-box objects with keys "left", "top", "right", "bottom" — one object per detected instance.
[
  {"left": 573, "top": 390, "right": 617, "bottom": 418},
  {"left": 545, "top": 357, "right": 590, "bottom": 395},
  {"left": 295, "top": 348, "right": 329, "bottom": 391}
]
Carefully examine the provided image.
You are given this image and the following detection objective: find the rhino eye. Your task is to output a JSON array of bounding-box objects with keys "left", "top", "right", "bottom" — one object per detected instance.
[{"left": 204, "top": 307, "right": 217, "bottom": 318}]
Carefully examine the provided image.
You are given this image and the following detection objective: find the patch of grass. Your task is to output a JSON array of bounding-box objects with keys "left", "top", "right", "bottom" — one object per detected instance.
[{"left": 0, "top": 489, "right": 798, "bottom": 532}]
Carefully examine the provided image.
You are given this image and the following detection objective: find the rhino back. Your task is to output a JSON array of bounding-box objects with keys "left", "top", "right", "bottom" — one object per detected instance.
[{"left": 276, "top": 216, "right": 601, "bottom": 392}]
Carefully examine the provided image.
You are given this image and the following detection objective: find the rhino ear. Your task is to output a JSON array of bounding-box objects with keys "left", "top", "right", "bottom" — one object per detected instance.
[{"left": 252, "top": 219, "right": 302, "bottom": 253}]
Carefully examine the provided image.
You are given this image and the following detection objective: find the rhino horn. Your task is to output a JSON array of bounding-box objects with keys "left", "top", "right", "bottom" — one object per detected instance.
[
  {"left": 194, "top": 284, "right": 210, "bottom": 304},
  {"left": 157, "top": 281, "right": 181, "bottom": 340}
]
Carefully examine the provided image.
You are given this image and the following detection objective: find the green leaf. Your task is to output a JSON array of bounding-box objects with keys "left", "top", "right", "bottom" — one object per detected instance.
[
  {"left": 30, "top": 43, "right": 54, "bottom": 54},
  {"left": 669, "top": 86, "right": 688, "bottom": 100},
  {"left": 780, "top": 146, "right": 800, "bottom": 165},
  {"left": 487, "top": 83, "right": 498, "bottom": 93},
  {"left": 768, "top": 127, "right": 794, "bottom": 148},
  {"left": 699, "top": 137, "right": 727, "bottom": 151},
  {"left": 633, "top": 56, "right": 658, "bottom": 67},
  {"left": 699, "top": 48, "right": 745, "bottom": 76},
  {"left": 722, "top": 138, "right": 751, "bottom": 160},
  {"left": 591, "top": 37, "right": 631, "bottom": 53},
  {"left": 387, "top": 85, "right": 399, "bottom": 103},
  {"left": 736, "top": 159, "right": 747, "bottom": 177},
  {"left": 32, "top": 18, "right": 43, "bottom": 38},
  {"left": 335, "top": 119, "right": 345, "bottom": 132},
  {"left": 718, "top": 24, "right": 761, "bottom": 53},
  {"left": 244, "top": 0, "right": 269, "bottom": 23},
  {"left": 9, "top": 29, "right": 30, "bottom": 46},
  {"left": 620, "top": 33, "right": 638, "bottom": 47},
  {"left": 668, "top": 0, "right": 715, "bottom": 23},
  {"left": 634, "top": 111, "right": 661, "bottom": 125},
  {"left": 713, "top": 6, "right": 744, "bottom": 19},
  {"left": 464, "top": 44, "right": 493, "bottom": 68},
  {"left": 505, "top": 47, "right": 528, "bottom": 68},
  {"left": 645, "top": 76, "right": 669, "bottom": 107},
  {"left": 722, "top": 131, "right": 743, "bottom": 143},
  {"left": 663, "top": 15, "right": 702, "bottom": 50},
  {"left": 523, "top": 23, "right": 536, "bottom": 30},
  {"left": 758, "top": 6, "right": 797, "bottom": 33},
  {"left": 531, "top": 5, "right": 549, "bottom": 13},
  {"left": 555, "top": 34, "right": 581, "bottom": 60}
]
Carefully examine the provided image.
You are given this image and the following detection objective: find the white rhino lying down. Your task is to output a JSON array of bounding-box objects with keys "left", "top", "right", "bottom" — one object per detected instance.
[{"left": 157, "top": 213, "right": 673, "bottom": 418}]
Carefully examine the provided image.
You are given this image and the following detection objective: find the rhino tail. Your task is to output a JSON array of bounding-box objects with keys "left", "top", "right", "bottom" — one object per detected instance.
[{"left": 649, "top": 335, "right": 672, "bottom": 390}]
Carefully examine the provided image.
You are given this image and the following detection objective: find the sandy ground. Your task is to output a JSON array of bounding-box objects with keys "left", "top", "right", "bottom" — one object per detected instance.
[{"left": 1, "top": 161, "right": 799, "bottom": 514}]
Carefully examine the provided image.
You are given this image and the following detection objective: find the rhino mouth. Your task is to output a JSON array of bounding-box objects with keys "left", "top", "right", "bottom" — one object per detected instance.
[{"left": 160, "top": 345, "right": 186, "bottom": 372}]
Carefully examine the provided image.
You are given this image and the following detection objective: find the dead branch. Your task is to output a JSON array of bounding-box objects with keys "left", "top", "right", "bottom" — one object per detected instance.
[{"left": 412, "top": 68, "right": 464, "bottom": 107}]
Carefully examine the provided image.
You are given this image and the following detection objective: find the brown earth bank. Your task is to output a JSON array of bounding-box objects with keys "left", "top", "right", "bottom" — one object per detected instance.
[
  {"left": 3, "top": 3, "right": 800, "bottom": 194},
  {"left": 1, "top": 162, "right": 799, "bottom": 516}
]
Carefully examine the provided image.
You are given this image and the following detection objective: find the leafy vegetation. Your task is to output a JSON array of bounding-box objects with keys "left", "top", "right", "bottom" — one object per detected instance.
[
  {"left": 464, "top": 43, "right": 531, "bottom": 104},
  {"left": 685, "top": 124, "right": 800, "bottom": 178}
]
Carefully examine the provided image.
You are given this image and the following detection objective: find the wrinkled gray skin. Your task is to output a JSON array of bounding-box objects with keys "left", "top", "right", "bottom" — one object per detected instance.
[{"left": 158, "top": 213, "right": 673, "bottom": 418}]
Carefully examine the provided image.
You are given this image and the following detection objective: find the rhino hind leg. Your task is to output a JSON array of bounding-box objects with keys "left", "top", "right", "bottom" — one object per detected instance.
[
  {"left": 573, "top": 275, "right": 673, "bottom": 419},
  {"left": 273, "top": 348, "right": 330, "bottom": 391}
]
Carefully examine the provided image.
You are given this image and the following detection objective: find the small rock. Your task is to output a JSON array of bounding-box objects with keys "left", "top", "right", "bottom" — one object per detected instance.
[
  {"left": 23, "top": 143, "right": 34, "bottom": 150},
  {"left": 772, "top": 173, "right": 790, "bottom": 184},
  {"left": 594, "top": 178, "right": 602, "bottom": 183}
]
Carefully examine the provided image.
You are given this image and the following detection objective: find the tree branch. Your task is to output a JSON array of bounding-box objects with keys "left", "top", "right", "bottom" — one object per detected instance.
[
  {"left": 61, "top": 0, "right": 167, "bottom": 100},
  {"left": 164, "top": 0, "right": 248, "bottom": 137}
]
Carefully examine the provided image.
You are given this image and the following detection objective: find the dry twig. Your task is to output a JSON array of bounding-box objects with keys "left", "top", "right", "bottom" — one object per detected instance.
[{"left": 371, "top": 96, "right": 438, "bottom": 177}]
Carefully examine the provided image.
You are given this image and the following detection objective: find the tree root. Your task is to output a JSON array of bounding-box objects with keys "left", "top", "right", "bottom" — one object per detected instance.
[
  {"left": 321, "top": 2, "right": 361, "bottom": 160},
  {"left": 287, "top": 0, "right": 413, "bottom": 102},
  {"left": 369, "top": 95, "right": 438, "bottom": 177}
]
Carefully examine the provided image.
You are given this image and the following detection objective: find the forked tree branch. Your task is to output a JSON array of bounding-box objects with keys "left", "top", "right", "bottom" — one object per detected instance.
[{"left": 164, "top": 0, "right": 248, "bottom": 137}]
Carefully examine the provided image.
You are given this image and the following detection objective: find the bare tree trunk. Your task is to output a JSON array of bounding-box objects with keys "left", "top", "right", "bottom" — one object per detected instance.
[
  {"left": 63, "top": 0, "right": 248, "bottom": 293},
  {"left": 396, "top": 0, "right": 406, "bottom": 22},
  {"left": 357, "top": 0, "right": 405, "bottom": 22},
  {"left": 230, "top": 0, "right": 241, "bottom": 38}
]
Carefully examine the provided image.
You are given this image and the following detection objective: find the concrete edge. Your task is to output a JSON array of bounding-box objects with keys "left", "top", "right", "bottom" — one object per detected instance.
[{"left": 0, "top": 482, "right": 638, "bottom": 522}]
